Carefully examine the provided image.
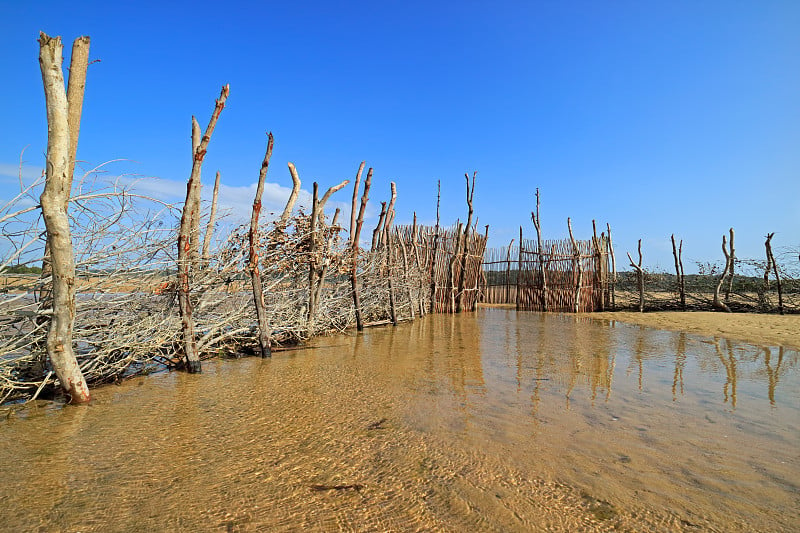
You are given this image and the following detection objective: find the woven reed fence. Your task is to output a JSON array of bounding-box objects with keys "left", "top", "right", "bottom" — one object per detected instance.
[
  {"left": 407, "top": 225, "right": 488, "bottom": 313},
  {"left": 482, "top": 235, "right": 611, "bottom": 313}
]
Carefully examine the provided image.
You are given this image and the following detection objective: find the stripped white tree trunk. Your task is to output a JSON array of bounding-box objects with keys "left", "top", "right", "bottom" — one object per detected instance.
[{"left": 38, "top": 32, "right": 91, "bottom": 403}]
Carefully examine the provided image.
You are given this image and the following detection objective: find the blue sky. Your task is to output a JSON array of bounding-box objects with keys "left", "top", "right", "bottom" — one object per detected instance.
[{"left": 1, "top": 1, "right": 798, "bottom": 272}]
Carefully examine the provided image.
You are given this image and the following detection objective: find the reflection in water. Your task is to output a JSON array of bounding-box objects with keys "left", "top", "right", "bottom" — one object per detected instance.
[
  {"left": 673, "top": 332, "right": 686, "bottom": 400},
  {"left": 0, "top": 309, "right": 798, "bottom": 532}
]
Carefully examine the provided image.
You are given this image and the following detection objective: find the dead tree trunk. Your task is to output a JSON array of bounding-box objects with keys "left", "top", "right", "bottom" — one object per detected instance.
[
  {"left": 201, "top": 170, "right": 221, "bottom": 267},
  {"left": 567, "top": 218, "right": 583, "bottom": 313},
  {"left": 671, "top": 234, "right": 686, "bottom": 310},
  {"left": 531, "top": 188, "right": 547, "bottom": 311},
  {"left": 626, "top": 239, "right": 645, "bottom": 313},
  {"left": 38, "top": 35, "right": 91, "bottom": 322},
  {"left": 456, "top": 172, "right": 476, "bottom": 313},
  {"left": 248, "top": 133, "right": 274, "bottom": 358},
  {"left": 712, "top": 233, "right": 732, "bottom": 313},
  {"left": 351, "top": 168, "right": 372, "bottom": 330},
  {"left": 765, "top": 233, "right": 783, "bottom": 315},
  {"left": 37, "top": 32, "right": 91, "bottom": 403},
  {"left": 607, "top": 223, "right": 617, "bottom": 311},
  {"left": 177, "top": 84, "right": 229, "bottom": 373},
  {"left": 724, "top": 228, "right": 735, "bottom": 303}
]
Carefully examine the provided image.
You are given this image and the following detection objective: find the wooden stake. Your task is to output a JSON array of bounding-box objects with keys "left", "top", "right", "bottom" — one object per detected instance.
[
  {"left": 712, "top": 233, "right": 732, "bottom": 313},
  {"left": 372, "top": 202, "right": 387, "bottom": 250},
  {"left": 177, "top": 84, "right": 229, "bottom": 372},
  {"left": 429, "top": 180, "right": 441, "bottom": 313},
  {"left": 307, "top": 182, "right": 319, "bottom": 326},
  {"left": 607, "top": 223, "right": 616, "bottom": 311},
  {"left": 282, "top": 163, "right": 302, "bottom": 225},
  {"left": 531, "top": 188, "right": 547, "bottom": 311},
  {"left": 352, "top": 168, "right": 372, "bottom": 330},
  {"left": 349, "top": 162, "right": 365, "bottom": 246},
  {"left": 724, "top": 228, "right": 735, "bottom": 303},
  {"left": 201, "top": 170, "right": 221, "bottom": 267},
  {"left": 765, "top": 232, "right": 783, "bottom": 315},
  {"left": 671, "top": 234, "right": 685, "bottom": 310},
  {"left": 516, "top": 226, "right": 523, "bottom": 310},
  {"left": 567, "top": 218, "right": 583, "bottom": 313},
  {"left": 249, "top": 133, "right": 274, "bottom": 357},
  {"left": 626, "top": 239, "right": 645, "bottom": 313}
]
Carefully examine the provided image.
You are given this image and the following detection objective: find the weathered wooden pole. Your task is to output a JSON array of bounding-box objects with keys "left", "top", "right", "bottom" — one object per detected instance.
[
  {"left": 607, "top": 223, "right": 617, "bottom": 311},
  {"left": 384, "top": 183, "right": 399, "bottom": 325},
  {"left": 351, "top": 168, "right": 372, "bottom": 330},
  {"left": 410, "top": 212, "right": 426, "bottom": 316},
  {"left": 316, "top": 179, "right": 349, "bottom": 224},
  {"left": 567, "top": 218, "right": 583, "bottom": 313},
  {"left": 626, "top": 239, "right": 645, "bottom": 313},
  {"left": 37, "top": 32, "right": 91, "bottom": 403},
  {"left": 429, "top": 180, "right": 441, "bottom": 313},
  {"left": 516, "top": 226, "right": 523, "bottom": 310},
  {"left": 248, "top": 133, "right": 274, "bottom": 358},
  {"left": 312, "top": 208, "right": 341, "bottom": 313},
  {"left": 592, "top": 220, "right": 604, "bottom": 312},
  {"left": 396, "top": 226, "right": 415, "bottom": 319},
  {"left": 307, "top": 182, "right": 320, "bottom": 326},
  {"left": 201, "top": 170, "right": 221, "bottom": 267},
  {"left": 474, "top": 224, "right": 489, "bottom": 310},
  {"left": 531, "top": 188, "right": 547, "bottom": 311},
  {"left": 177, "top": 84, "right": 229, "bottom": 372},
  {"left": 671, "top": 234, "right": 686, "bottom": 310},
  {"left": 349, "top": 162, "right": 366, "bottom": 246},
  {"left": 456, "top": 172, "right": 476, "bottom": 312},
  {"left": 724, "top": 228, "right": 735, "bottom": 304},
  {"left": 504, "top": 238, "right": 515, "bottom": 305},
  {"left": 372, "top": 202, "right": 387, "bottom": 250},
  {"left": 282, "top": 163, "right": 302, "bottom": 225},
  {"left": 712, "top": 233, "right": 733, "bottom": 313},
  {"left": 765, "top": 232, "right": 783, "bottom": 315}
]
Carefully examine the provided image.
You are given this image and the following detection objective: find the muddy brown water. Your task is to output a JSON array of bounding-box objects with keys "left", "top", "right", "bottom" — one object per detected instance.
[{"left": 1, "top": 309, "right": 798, "bottom": 532}]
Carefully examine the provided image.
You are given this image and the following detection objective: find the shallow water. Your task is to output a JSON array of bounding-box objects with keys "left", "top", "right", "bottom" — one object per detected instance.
[{"left": 1, "top": 309, "right": 798, "bottom": 532}]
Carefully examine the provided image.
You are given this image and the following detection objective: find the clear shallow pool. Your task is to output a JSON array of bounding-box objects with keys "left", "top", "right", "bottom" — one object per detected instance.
[{"left": 1, "top": 309, "right": 797, "bottom": 531}]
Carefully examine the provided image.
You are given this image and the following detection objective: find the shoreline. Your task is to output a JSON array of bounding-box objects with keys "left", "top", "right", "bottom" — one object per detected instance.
[
  {"left": 587, "top": 310, "right": 800, "bottom": 350},
  {"left": 478, "top": 304, "right": 800, "bottom": 350}
]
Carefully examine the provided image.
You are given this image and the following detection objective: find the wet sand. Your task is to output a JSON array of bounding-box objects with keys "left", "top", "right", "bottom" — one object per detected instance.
[{"left": 588, "top": 311, "right": 800, "bottom": 350}]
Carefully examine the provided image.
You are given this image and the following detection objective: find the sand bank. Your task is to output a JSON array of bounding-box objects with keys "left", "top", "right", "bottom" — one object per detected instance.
[{"left": 588, "top": 310, "right": 800, "bottom": 350}]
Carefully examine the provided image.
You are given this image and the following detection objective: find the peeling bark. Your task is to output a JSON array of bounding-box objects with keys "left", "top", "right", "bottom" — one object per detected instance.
[
  {"left": 249, "top": 134, "right": 274, "bottom": 357},
  {"left": 177, "top": 84, "right": 229, "bottom": 372}
]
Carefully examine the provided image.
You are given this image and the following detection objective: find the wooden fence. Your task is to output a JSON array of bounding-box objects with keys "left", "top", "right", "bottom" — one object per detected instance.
[{"left": 482, "top": 235, "right": 611, "bottom": 312}]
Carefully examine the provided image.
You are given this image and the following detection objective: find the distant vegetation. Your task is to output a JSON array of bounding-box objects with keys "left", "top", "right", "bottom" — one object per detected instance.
[{"left": 0, "top": 265, "right": 42, "bottom": 275}]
